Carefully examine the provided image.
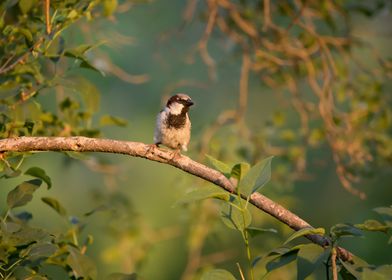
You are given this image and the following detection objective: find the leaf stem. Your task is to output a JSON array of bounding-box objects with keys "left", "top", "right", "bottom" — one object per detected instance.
[{"left": 237, "top": 190, "right": 254, "bottom": 280}]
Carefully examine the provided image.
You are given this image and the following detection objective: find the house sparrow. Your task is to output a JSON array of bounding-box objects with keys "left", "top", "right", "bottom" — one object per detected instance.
[{"left": 154, "top": 93, "right": 194, "bottom": 152}]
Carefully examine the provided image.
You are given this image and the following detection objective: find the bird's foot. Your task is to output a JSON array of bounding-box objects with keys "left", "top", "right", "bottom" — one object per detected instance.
[
  {"left": 145, "top": 143, "right": 159, "bottom": 156},
  {"left": 169, "top": 149, "right": 182, "bottom": 162}
]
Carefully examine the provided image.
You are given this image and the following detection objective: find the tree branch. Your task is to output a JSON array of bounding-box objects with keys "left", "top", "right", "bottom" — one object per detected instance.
[{"left": 0, "top": 136, "right": 353, "bottom": 262}]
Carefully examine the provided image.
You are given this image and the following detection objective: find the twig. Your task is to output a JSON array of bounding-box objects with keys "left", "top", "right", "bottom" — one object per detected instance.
[
  {"left": 236, "top": 262, "right": 246, "bottom": 280},
  {"left": 331, "top": 247, "right": 338, "bottom": 280},
  {"left": 198, "top": 0, "right": 218, "bottom": 81},
  {"left": 238, "top": 52, "right": 251, "bottom": 121},
  {"left": 0, "top": 38, "right": 44, "bottom": 75},
  {"left": 45, "top": 0, "right": 51, "bottom": 35}
]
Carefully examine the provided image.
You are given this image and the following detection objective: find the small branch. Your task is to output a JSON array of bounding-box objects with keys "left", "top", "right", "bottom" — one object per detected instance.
[
  {"left": 45, "top": 0, "right": 52, "bottom": 35},
  {"left": 238, "top": 52, "right": 251, "bottom": 122},
  {"left": 331, "top": 247, "right": 338, "bottom": 280},
  {"left": 0, "top": 136, "right": 353, "bottom": 262},
  {"left": 0, "top": 38, "right": 44, "bottom": 75}
]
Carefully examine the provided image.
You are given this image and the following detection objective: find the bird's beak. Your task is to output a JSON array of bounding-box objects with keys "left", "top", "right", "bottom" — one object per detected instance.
[{"left": 186, "top": 99, "right": 194, "bottom": 106}]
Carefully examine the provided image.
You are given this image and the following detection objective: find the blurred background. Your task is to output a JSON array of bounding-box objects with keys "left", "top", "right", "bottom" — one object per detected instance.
[{"left": 1, "top": 0, "right": 391, "bottom": 279}]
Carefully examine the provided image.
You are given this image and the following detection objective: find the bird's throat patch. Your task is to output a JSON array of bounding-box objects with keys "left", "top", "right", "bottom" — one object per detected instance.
[{"left": 166, "top": 112, "right": 187, "bottom": 129}]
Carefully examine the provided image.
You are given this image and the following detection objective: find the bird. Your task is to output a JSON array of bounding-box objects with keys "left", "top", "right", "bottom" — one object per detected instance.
[{"left": 154, "top": 93, "right": 194, "bottom": 152}]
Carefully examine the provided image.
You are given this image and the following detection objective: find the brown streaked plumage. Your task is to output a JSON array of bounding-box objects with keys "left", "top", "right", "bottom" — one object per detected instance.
[{"left": 154, "top": 93, "right": 194, "bottom": 151}]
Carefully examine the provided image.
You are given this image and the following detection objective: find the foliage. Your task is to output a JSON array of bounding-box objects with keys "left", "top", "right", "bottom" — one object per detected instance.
[
  {"left": 193, "top": 0, "right": 392, "bottom": 198},
  {"left": 182, "top": 155, "right": 392, "bottom": 279},
  {"left": 0, "top": 0, "right": 127, "bottom": 141},
  {"left": 0, "top": 0, "right": 391, "bottom": 279}
]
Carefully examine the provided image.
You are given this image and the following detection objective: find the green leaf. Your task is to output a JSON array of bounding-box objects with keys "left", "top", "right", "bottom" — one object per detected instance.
[
  {"left": 284, "top": 227, "right": 325, "bottom": 245},
  {"left": 3, "top": 167, "right": 22, "bottom": 179},
  {"left": 106, "top": 273, "right": 138, "bottom": 280},
  {"left": 201, "top": 269, "right": 236, "bottom": 280},
  {"left": 361, "top": 266, "right": 392, "bottom": 280},
  {"left": 254, "top": 247, "right": 292, "bottom": 275},
  {"left": 25, "top": 167, "right": 52, "bottom": 189},
  {"left": 64, "top": 43, "right": 105, "bottom": 75},
  {"left": 220, "top": 198, "right": 252, "bottom": 231},
  {"left": 175, "top": 186, "right": 230, "bottom": 206},
  {"left": 330, "top": 223, "right": 362, "bottom": 239},
  {"left": 7, "top": 179, "right": 42, "bottom": 209},
  {"left": 75, "top": 77, "right": 100, "bottom": 113},
  {"left": 246, "top": 227, "right": 278, "bottom": 238},
  {"left": 205, "top": 154, "right": 231, "bottom": 177},
  {"left": 21, "top": 242, "right": 57, "bottom": 261},
  {"left": 41, "top": 197, "right": 67, "bottom": 217},
  {"left": 64, "top": 44, "right": 96, "bottom": 58},
  {"left": 231, "top": 162, "right": 250, "bottom": 181},
  {"left": 374, "top": 206, "right": 392, "bottom": 225},
  {"left": 340, "top": 254, "right": 370, "bottom": 279},
  {"left": 373, "top": 206, "right": 392, "bottom": 217},
  {"left": 238, "top": 156, "right": 273, "bottom": 196},
  {"left": 8, "top": 225, "right": 50, "bottom": 246},
  {"left": 24, "top": 120, "right": 35, "bottom": 134},
  {"left": 66, "top": 246, "right": 97, "bottom": 279},
  {"left": 100, "top": 115, "right": 128, "bottom": 127},
  {"left": 355, "top": 219, "right": 389, "bottom": 233},
  {"left": 80, "top": 60, "right": 105, "bottom": 75},
  {"left": 297, "top": 244, "right": 329, "bottom": 280},
  {"left": 103, "top": 0, "right": 118, "bottom": 17},
  {"left": 19, "top": 0, "right": 34, "bottom": 14},
  {"left": 18, "top": 28, "right": 33, "bottom": 43},
  {"left": 266, "top": 248, "right": 299, "bottom": 273}
]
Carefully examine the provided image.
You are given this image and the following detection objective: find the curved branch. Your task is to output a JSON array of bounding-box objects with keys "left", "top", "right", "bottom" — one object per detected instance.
[{"left": 0, "top": 136, "right": 352, "bottom": 261}]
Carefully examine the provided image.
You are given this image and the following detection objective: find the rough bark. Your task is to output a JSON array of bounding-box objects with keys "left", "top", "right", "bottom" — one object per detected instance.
[{"left": 0, "top": 136, "right": 352, "bottom": 261}]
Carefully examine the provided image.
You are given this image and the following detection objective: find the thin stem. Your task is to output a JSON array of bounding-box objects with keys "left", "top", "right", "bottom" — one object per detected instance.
[
  {"left": 236, "top": 190, "right": 254, "bottom": 280},
  {"left": 243, "top": 228, "right": 254, "bottom": 280},
  {"left": 331, "top": 247, "right": 338, "bottom": 280},
  {"left": 14, "top": 155, "right": 25, "bottom": 170},
  {"left": 236, "top": 262, "right": 246, "bottom": 280},
  {"left": 45, "top": 0, "right": 51, "bottom": 34},
  {"left": 3, "top": 209, "right": 10, "bottom": 221}
]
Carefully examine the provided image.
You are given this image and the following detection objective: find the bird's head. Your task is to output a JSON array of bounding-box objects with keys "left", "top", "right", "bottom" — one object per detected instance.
[{"left": 166, "top": 93, "right": 194, "bottom": 115}]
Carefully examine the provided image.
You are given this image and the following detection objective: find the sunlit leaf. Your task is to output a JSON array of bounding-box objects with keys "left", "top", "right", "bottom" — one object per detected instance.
[
  {"left": 19, "top": 0, "right": 34, "bottom": 14},
  {"left": 25, "top": 167, "right": 52, "bottom": 189},
  {"left": 297, "top": 244, "right": 329, "bottom": 280},
  {"left": 175, "top": 186, "right": 230, "bottom": 206},
  {"left": 3, "top": 167, "right": 22, "bottom": 179},
  {"left": 374, "top": 206, "right": 392, "bottom": 226},
  {"left": 103, "top": 0, "right": 118, "bottom": 17},
  {"left": 220, "top": 197, "right": 252, "bottom": 231},
  {"left": 266, "top": 248, "right": 299, "bottom": 273},
  {"left": 355, "top": 219, "right": 389, "bottom": 233},
  {"left": 66, "top": 246, "right": 97, "bottom": 279},
  {"left": 246, "top": 227, "right": 278, "bottom": 238},
  {"left": 41, "top": 197, "right": 67, "bottom": 217},
  {"left": 330, "top": 223, "right": 362, "bottom": 239},
  {"left": 239, "top": 156, "right": 273, "bottom": 196},
  {"left": 7, "top": 179, "right": 42, "bottom": 209},
  {"left": 21, "top": 242, "right": 57, "bottom": 261},
  {"left": 363, "top": 265, "right": 392, "bottom": 280},
  {"left": 10, "top": 226, "right": 50, "bottom": 246},
  {"left": 201, "top": 269, "right": 236, "bottom": 280},
  {"left": 340, "top": 254, "right": 370, "bottom": 279},
  {"left": 284, "top": 227, "right": 325, "bottom": 245},
  {"left": 205, "top": 154, "right": 231, "bottom": 177},
  {"left": 100, "top": 115, "right": 128, "bottom": 127},
  {"left": 231, "top": 162, "right": 250, "bottom": 181}
]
